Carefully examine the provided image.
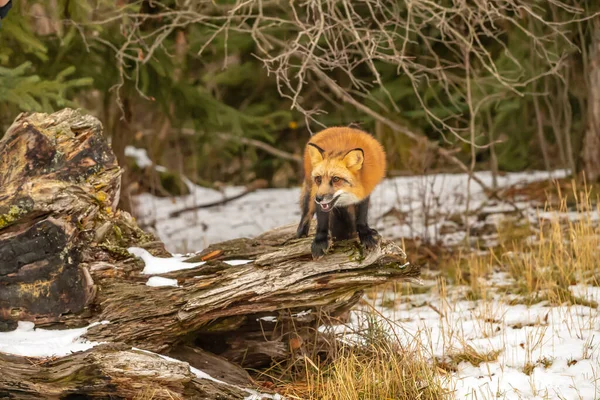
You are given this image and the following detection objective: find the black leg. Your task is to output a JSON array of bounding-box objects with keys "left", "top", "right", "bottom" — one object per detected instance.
[
  {"left": 296, "top": 185, "right": 312, "bottom": 238},
  {"left": 330, "top": 206, "right": 356, "bottom": 241},
  {"left": 355, "top": 196, "right": 379, "bottom": 250},
  {"left": 311, "top": 208, "right": 330, "bottom": 259}
]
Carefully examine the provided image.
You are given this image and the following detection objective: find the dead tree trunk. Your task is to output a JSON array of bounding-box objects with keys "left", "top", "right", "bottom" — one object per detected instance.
[
  {"left": 583, "top": 25, "right": 600, "bottom": 182},
  {"left": 0, "top": 344, "right": 250, "bottom": 400},
  {"left": 0, "top": 109, "right": 419, "bottom": 398}
]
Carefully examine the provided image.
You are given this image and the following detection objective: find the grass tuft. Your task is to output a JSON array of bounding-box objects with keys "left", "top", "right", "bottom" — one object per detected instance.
[
  {"left": 499, "top": 181, "right": 600, "bottom": 306},
  {"left": 296, "top": 341, "right": 450, "bottom": 399},
  {"left": 271, "top": 314, "right": 450, "bottom": 400}
]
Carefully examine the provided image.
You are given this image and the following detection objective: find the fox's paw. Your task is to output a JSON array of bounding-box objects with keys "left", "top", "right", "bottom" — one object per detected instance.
[
  {"left": 311, "top": 238, "right": 329, "bottom": 259},
  {"left": 296, "top": 223, "right": 309, "bottom": 238},
  {"left": 359, "top": 228, "right": 380, "bottom": 251}
]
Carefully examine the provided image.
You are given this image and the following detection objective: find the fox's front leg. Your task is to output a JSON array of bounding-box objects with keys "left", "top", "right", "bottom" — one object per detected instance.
[
  {"left": 296, "top": 182, "right": 314, "bottom": 238},
  {"left": 355, "top": 196, "right": 380, "bottom": 250},
  {"left": 312, "top": 208, "right": 330, "bottom": 259}
]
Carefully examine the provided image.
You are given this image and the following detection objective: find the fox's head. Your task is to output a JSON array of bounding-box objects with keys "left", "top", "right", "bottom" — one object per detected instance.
[{"left": 308, "top": 143, "right": 365, "bottom": 212}]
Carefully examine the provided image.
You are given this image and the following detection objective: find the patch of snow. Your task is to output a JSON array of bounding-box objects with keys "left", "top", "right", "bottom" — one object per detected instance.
[
  {"left": 0, "top": 320, "right": 109, "bottom": 358},
  {"left": 570, "top": 284, "right": 600, "bottom": 303},
  {"left": 257, "top": 316, "right": 278, "bottom": 323},
  {"left": 132, "top": 169, "right": 569, "bottom": 253},
  {"left": 224, "top": 259, "right": 253, "bottom": 266},
  {"left": 293, "top": 310, "right": 312, "bottom": 318},
  {"left": 536, "top": 210, "right": 600, "bottom": 223},
  {"left": 244, "top": 393, "right": 282, "bottom": 400},
  {"left": 128, "top": 247, "right": 206, "bottom": 275},
  {"left": 146, "top": 276, "right": 179, "bottom": 287},
  {"left": 125, "top": 146, "right": 153, "bottom": 168},
  {"left": 333, "top": 274, "right": 600, "bottom": 400}
]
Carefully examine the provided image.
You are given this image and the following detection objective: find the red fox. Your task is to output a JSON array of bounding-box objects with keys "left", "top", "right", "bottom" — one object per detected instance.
[{"left": 296, "top": 127, "right": 386, "bottom": 259}]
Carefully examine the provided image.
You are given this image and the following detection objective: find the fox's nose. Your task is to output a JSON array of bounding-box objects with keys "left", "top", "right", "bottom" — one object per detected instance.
[{"left": 316, "top": 194, "right": 324, "bottom": 202}]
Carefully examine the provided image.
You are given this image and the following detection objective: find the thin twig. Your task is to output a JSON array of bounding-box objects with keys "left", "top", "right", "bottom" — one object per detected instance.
[{"left": 169, "top": 179, "right": 268, "bottom": 217}]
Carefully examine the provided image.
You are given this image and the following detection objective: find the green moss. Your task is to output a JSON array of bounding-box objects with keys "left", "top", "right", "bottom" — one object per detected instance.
[
  {"left": 99, "top": 243, "right": 135, "bottom": 258},
  {"left": 0, "top": 205, "right": 28, "bottom": 229},
  {"left": 112, "top": 224, "right": 123, "bottom": 242}
]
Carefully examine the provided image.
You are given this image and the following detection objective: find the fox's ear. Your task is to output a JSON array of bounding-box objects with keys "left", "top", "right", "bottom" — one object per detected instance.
[
  {"left": 343, "top": 148, "right": 364, "bottom": 171},
  {"left": 307, "top": 143, "right": 325, "bottom": 166}
]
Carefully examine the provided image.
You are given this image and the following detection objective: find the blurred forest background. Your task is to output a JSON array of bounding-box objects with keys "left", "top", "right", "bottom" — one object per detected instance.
[{"left": 2, "top": 0, "right": 600, "bottom": 213}]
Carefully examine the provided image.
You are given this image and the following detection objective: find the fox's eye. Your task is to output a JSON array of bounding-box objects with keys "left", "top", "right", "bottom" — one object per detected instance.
[
  {"left": 332, "top": 176, "right": 340, "bottom": 183},
  {"left": 314, "top": 176, "right": 322, "bottom": 185}
]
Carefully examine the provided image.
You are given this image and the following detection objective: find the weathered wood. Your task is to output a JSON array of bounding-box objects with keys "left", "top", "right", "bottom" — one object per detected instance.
[
  {"left": 0, "top": 343, "right": 250, "bottom": 399},
  {"left": 0, "top": 109, "right": 121, "bottom": 328},
  {"left": 82, "top": 227, "right": 416, "bottom": 354},
  {"left": 0, "top": 109, "right": 419, "bottom": 397}
]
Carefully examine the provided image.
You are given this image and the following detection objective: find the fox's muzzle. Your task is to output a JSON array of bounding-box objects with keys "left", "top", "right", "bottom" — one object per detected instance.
[{"left": 315, "top": 193, "right": 340, "bottom": 212}]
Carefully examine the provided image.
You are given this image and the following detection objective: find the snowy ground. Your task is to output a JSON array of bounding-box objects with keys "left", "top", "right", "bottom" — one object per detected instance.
[
  {"left": 129, "top": 162, "right": 600, "bottom": 399},
  {"left": 342, "top": 278, "right": 600, "bottom": 400},
  {"left": 132, "top": 164, "right": 568, "bottom": 253}
]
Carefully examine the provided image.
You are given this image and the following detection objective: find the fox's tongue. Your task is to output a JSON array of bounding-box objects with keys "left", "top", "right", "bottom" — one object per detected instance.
[{"left": 321, "top": 203, "right": 330, "bottom": 211}]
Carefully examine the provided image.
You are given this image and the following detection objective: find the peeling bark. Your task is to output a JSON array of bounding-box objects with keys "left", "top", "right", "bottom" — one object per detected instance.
[{"left": 0, "top": 344, "right": 250, "bottom": 399}]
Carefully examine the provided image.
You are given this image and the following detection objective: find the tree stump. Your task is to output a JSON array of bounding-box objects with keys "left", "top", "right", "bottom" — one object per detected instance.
[{"left": 0, "top": 109, "right": 419, "bottom": 398}]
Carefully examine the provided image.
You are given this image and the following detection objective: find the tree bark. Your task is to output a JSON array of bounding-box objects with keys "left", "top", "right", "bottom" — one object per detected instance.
[
  {"left": 0, "top": 109, "right": 419, "bottom": 398},
  {"left": 0, "top": 344, "right": 251, "bottom": 399},
  {"left": 583, "top": 25, "right": 600, "bottom": 182}
]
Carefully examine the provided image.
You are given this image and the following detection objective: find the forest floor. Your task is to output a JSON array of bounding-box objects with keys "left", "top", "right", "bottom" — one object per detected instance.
[{"left": 130, "top": 150, "right": 599, "bottom": 400}]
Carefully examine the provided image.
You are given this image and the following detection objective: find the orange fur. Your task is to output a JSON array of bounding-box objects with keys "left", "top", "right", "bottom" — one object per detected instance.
[{"left": 301, "top": 127, "right": 386, "bottom": 201}]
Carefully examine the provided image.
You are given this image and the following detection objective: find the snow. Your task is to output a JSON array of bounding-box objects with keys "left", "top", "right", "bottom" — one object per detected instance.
[
  {"left": 0, "top": 320, "right": 109, "bottom": 358},
  {"left": 146, "top": 276, "right": 179, "bottom": 287},
  {"left": 125, "top": 146, "right": 154, "bottom": 168},
  {"left": 132, "top": 169, "right": 569, "bottom": 253},
  {"left": 129, "top": 249, "right": 252, "bottom": 281},
  {"left": 570, "top": 285, "right": 600, "bottom": 303},
  {"left": 293, "top": 310, "right": 312, "bottom": 318},
  {"left": 224, "top": 259, "right": 253, "bottom": 266},
  {"left": 127, "top": 247, "right": 206, "bottom": 274},
  {"left": 257, "top": 316, "right": 278, "bottom": 323},
  {"left": 334, "top": 278, "right": 600, "bottom": 400},
  {"left": 126, "top": 167, "right": 596, "bottom": 399}
]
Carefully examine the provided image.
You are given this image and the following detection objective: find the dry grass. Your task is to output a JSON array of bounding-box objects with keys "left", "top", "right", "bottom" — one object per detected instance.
[
  {"left": 447, "top": 345, "right": 502, "bottom": 368},
  {"left": 523, "top": 356, "right": 554, "bottom": 376},
  {"left": 133, "top": 386, "right": 182, "bottom": 400},
  {"left": 268, "top": 315, "right": 450, "bottom": 400},
  {"left": 434, "top": 345, "right": 502, "bottom": 374},
  {"left": 452, "top": 252, "right": 494, "bottom": 301},
  {"left": 296, "top": 342, "right": 449, "bottom": 400},
  {"left": 499, "top": 182, "right": 600, "bottom": 306}
]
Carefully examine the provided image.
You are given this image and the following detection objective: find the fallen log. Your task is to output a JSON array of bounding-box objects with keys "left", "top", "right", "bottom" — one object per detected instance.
[
  {"left": 0, "top": 109, "right": 419, "bottom": 398},
  {"left": 0, "top": 344, "right": 254, "bottom": 399}
]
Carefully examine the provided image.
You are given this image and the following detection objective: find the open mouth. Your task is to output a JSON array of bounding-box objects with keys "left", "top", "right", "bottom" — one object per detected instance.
[{"left": 317, "top": 196, "right": 340, "bottom": 213}]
